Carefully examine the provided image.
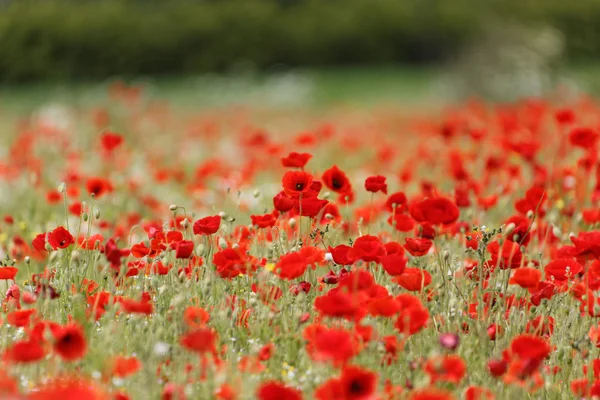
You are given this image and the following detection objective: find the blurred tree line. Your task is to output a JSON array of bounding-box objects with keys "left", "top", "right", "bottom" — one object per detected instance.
[{"left": 0, "top": 0, "right": 598, "bottom": 82}]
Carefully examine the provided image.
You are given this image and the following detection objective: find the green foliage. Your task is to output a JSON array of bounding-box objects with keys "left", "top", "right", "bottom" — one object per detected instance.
[{"left": 0, "top": 0, "right": 598, "bottom": 81}]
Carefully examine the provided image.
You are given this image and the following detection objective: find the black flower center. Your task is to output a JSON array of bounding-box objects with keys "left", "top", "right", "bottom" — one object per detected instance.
[
  {"left": 349, "top": 380, "right": 363, "bottom": 394},
  {"left": 296, "top": 183, "right": 304, "bottom": 190}
]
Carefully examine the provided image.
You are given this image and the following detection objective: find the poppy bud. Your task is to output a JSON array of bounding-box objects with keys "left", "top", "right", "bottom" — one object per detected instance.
[
  {"left": 181, "top": 219, "right": 189, "bottom": 229},
  {"left": 288, "top": 218, "right": 296, "bottom": 228},
  {"left": 253, "top": 189, "right": 260, "bottom": 198},
  {"left": 58, "top": 182, "right": 66, "bottom": 193},
  {"left": 169, "top": 204, "right": 178, "bottom": 211},
  {"left": 218, "top": 238, "right": 227, "bottom": 249},
  {"left": 94, "top": 209, "right": 100, "bottom": 220},
  {"left": 24, "top": 256, "right": 30, "bottom": 264}
]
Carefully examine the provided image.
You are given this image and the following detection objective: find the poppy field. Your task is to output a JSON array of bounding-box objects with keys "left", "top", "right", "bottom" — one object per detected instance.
[{"left": 1, "top": 81, "right": 600, "bottom": 400}]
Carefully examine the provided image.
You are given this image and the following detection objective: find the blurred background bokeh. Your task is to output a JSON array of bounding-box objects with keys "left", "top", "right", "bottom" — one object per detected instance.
[{"left": 1, "top": 0, "right": 600, "bottom": 106}]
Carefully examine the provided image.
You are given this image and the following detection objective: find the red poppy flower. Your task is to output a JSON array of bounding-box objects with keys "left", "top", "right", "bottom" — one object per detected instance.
[
  {"left": 509, "top": 267, "right": 542, "bottom": 289},
  {"left": 29, "top": 377, "right": 108, "bottom": 400},
  {"left": 183, "top": 306, "right": 210, "bottom": 329},
  {"left": 251, "top": 213, "right": 277, "bottom": 228},
  {"left": 569, "top": 126, "right": 598, "bottom": 148},
  {"left": 276, "top": 252, "right": 307, "bottom": 280},
  {"left": 86, "top": 177, "right": 113, "bottom": 198},
  {"left": 282, "top": 171, "right": 314, "bottom": 197},
  {"left": 509, "top": 334, "right": 551, "bottom": 366},
  {"left": 110, "top": 356, "right": 142, "bottom": 378},
  {"left": 388, "top": 214, "right": 415, "bottom": 232},
  {"left": 180, "top": 328, "right": 217, "bottom": 354},
  {"left": 409, "top": 197, "right": 460, "bottom": 225},
  {"left": 339, "top": 364, "right": 377, "bottom": 400},
  {"left": 404, "top": 237, "right": 432, "bottom": 257},
  {"left": 380, "top": 254, "right": 407, "bottom": 276},
  {"left": 424, "top": 355, "right": 466, "bottom": 384},
  {"left": 0, "top": 267, "right": 18, "bottom": 280},
  {"left": 329, "top": 245, "right": 356, "bottom": 265},
  {"left": 281, "top": 152, "right": 312, "bottom": 169},
  {"left": 101, "top": 131, "right": 124, "bottom": 152},
  {"left": 314, "top": 290, "right": 365, "bottom": 321},
  {"left": 349, "top": 235, "right": 386, "bottom": 263},
  {"left": 274, "top": 191, "right": 295, "bottom": 212},
  {"left": 174, "top": 240, "right": 194, "bottom": 259},
  {"left": 308, "top": 326, "right": 356, "bottom": 366},
  {"left": 256, "top": 381, "right": 302, "bottom": 400},
  {"left": 395, "top": 294, "right": 429, "bottom": 335},
  {"left": 193, "top": 215, "right": 221, "bottom": 235},
  {"left": 364, "top": 175, "right": 387, "bottom": 194},
  {"left": 385, "top": 191, "right": 408, "bottom": 212},
  {"left": 3, "top": 339, "right": 46, "bottom": 363},
  {"left": 213, "top": 248, "right": 246, "bottom": 278},
  {"left": 52, "top": 322, "right": 87, "bottom": 361},
  {"left": 323, "top": 165, "right": 352, "bottom": 194},
  {"left": 487, "top": 359, "right": 508, "bottom": 377},
  {"left": 464, "top": 386, "right": 494, "bottom": 400},
  {"left": 544, "top": 258, "right": 583, "bottom": 281},
  {"left": 7, "top": 309, "right": 37, "bottom": 327},
  {"left": 395, "top": 268, "right": 432, "bottom": 292},
  {"left": 487, "top": 240, "right": 522, "bottom": 269},
  {"left": 118, "top": 296, "right": 153, "bottom": 315},
  {"left": 48, "top": 226, "right": 74, "bottom": 250},
  {"left": 368, "top": 295, "right": 401, "bottom": 317},
  {"left": 293, "top": 196, "right": 329, "bottom": 217},
  {"left": 526, "top": 316, "right": 555, "bottom": 337},
  {"left": 408, "top": 387, "right": 455, "bottom": 400}
]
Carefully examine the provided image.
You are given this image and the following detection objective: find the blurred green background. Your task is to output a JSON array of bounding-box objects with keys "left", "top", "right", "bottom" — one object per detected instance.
[{"left": 1, "top": 0, "right": 600, "bottom": 101}]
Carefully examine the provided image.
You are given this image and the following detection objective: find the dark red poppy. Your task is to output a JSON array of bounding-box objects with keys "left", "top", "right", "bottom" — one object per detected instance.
[
  {"left": 213, "top": 248, "right": 246, "bottom": 278},
  {"left": 385, "top": 191, "right": 408, "bottom": 212},
  {"left": 276, "top": 252, "right": 307, "bottom": 280},
  {"left": 174, "top": 240, "right": 194, "bottom": 259},
  {"left": 282, "top": 171, "right": 314, "bottom": 197},
  {"left": 388, "top": 214, "right": 415, "bottom": 232},
  {"left": 256, "top": 381, "right": 302, "bottom": 400},
  {"left": 293, "top": 196, "right": 328, "bottom": 218},
  {"left": 509, "top": 267, "right": 541, "bottom": 289},
  {"left": 48, "top": 226, "right": 74, "bottom": 250},
  {"left": 322, "top": 165, "right": 352, "bottom": 194},
  {"left": 274, "top": 191, "right": 295, "bottom": 212},
  {"left": 364, "top": 175, "right": 387, "bottom": 194},
  {"left": 86, "top": 177, "right": 113, "bottom": 198},
  {"left": 328, "top": 245, "right": 355, "bottom": 265},
  {"left": 394, "top": 268, "right": 432, "bottom": 292},
  {"left": 544, "top": 258, "right": 583, "bottom": 281},
  {"left": 404, "top": 237, "right": 432, "bottom": 257},
  {"left": 281, "top": 152, "right": 312, "bottom": 169},
  {"left": 339, "top": 364, "right": 377, "bottom": 400},
  {"left": 349, "top": 235, "right": 386, "bottom": 263},
  {"left": 193, "top": 215, "right": 221, "bottom": 235},
  {"left": 569, "top": 126, "right": 598, "bottom": 148},
  {"left": 409, "top": 197, "right": 460, "bottom": 225},
  {"left": 52, "top": 322, "right": 87, "bottom": 361},
  {"left": 380, "top": 254, "right": 407, "bottom": 276},
  {"left": 487, "top": 240, "right": 522, "bottom": 269},
  {"left": 251, "top": 213, "right": 277, "bottom": 228},
  {"left": 101, "top": 131, "right": 124, "bottom": 152}
]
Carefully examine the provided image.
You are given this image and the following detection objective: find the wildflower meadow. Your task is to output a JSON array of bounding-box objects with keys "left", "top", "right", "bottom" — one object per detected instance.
[{"left": 1, "top": 82, "right": 600, "bottom": 400}]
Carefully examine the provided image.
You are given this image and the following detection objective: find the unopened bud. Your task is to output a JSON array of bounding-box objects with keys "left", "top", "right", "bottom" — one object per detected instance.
[
  {"left": 218, "top": 237, "right": 227, "bottom": 249},
  {"left": 24, "top": 256, "right": 30, "bottom": 264},
  {"left": 94, "top": 209, "right": 100, "bottom": 220},
  {"left": 181, "top": 219, "right": 189, "bottom": 229},
  {"left": 504, "top": 223, "right": 516, "bottom": 237},
  {"left": 58, "top": 183, "right": 66, "bottom": 193},
  {"left": 82, "top": 213, "right": 89, "bottom": 222},
  {"left": 288, "top": 218, "right": 296, "bottom": 228},
  {"left": 253, "top": 189, "right": 260, "bottom": 198},
  {"left": 526, "top": 210, "right": 534, "bottom": 219},
  {"left": 169, "top": 204, "right": 178, "bottom": 211}
]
